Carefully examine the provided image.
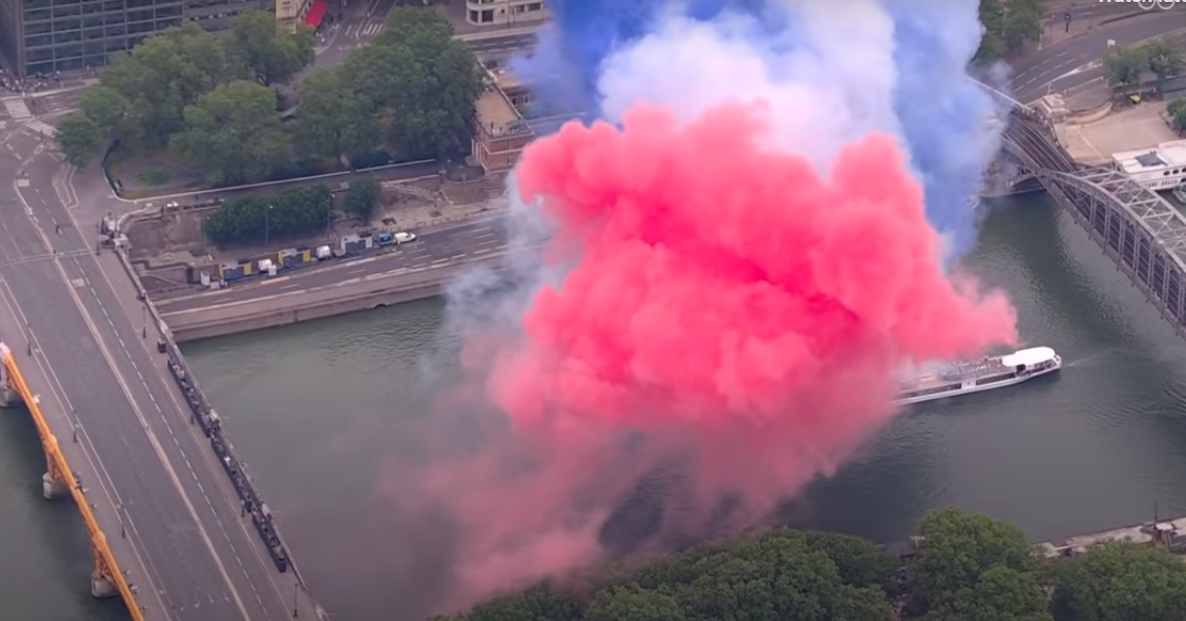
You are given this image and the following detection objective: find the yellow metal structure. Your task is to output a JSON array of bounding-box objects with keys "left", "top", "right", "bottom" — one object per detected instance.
[{"left": 0, "top": 342, "right": 146, "bottom": 621}]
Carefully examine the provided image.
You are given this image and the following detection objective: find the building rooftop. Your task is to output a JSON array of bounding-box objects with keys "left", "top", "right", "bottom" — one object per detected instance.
[
  {"left": 1113, "top": 140, "right": 1186, "bottom": 175},
  {"left": 488, "top": 65, "right": 524, "bottom": 92},
  {"left": 474, "top": 64, "right": 529, "bottom": 139}
]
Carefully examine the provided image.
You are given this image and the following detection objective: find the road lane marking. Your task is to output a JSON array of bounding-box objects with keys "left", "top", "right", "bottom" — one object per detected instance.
[
  {"left": 0, "top": 259, "right": 173, "bottom": 616},
  {"left": 75, "top": 242, "right": 294, "bottom": 616},
  {"left": 68, "top": 273, "right": 256, "bottom": 620},
  {"left": 15, "top": 184, "right": 258, "bottom": 621}
]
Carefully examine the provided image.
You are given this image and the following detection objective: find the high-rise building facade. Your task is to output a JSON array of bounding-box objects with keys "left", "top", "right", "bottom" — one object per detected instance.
[{"left": 0, "top": 0, "right": 269, "bottom": 77}]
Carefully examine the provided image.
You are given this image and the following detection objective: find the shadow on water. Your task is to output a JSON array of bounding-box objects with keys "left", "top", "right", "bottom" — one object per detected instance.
[{"left": 0, "top": 406, "right": 127, "bottom": 621}]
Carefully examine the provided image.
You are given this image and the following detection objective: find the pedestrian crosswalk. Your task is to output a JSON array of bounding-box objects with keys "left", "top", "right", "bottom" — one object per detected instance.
[
  {"left": 3, "top": 98, "right": 31, "bottom": 122},
  {"left": 1, "top": 99, "right": 58, "bottom": 137},
  {"left": 345, "top": 19, "right": 385, "bottom": 39},
  {"left": 25, "top": 120, "right": 56, "bottom": 138}
]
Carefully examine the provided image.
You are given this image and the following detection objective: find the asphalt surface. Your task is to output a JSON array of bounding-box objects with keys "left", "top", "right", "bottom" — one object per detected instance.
[
  {"left": 467, "top": 33, "right": 537, "bottom": 54},
  {"left": 1009, "top": 11, "right": 1186, "bottom": 102},
  {"left": 156, "top": 215, "right": 513, "bottom": 313},
  {"left": 0, "top": 127, "right": 310, "bottom": 620}
]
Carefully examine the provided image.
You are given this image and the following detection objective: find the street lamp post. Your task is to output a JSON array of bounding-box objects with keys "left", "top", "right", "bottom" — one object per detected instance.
[
  {"left": 292, "top": 583, "right": 298, "bottom": 618},
  {"left": 266, "top": 204, "right": 274, "bottom": 245}
]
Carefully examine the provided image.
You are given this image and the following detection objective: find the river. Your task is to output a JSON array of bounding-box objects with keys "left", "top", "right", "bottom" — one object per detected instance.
[{"left": 6, "top": 192, "right": 1186, "bottom": 621}]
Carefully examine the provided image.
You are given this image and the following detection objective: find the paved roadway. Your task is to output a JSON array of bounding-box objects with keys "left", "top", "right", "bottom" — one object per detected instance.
[
  {"left": 155, "top": 216, "right": 513, "bottom": 313},
  {"left": 0, "top": 122, "right": 316, "bottom": 619},
  {"left": 1010, "top": 11, "right": 1186, "bottom": 102}
]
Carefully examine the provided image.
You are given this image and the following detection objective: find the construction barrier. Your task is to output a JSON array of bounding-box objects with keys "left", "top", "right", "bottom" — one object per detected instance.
[{"left": 0, "top": 343, "right": 145, "bottom": 621}]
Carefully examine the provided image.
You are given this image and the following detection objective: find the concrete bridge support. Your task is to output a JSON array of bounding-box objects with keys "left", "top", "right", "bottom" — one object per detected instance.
[
  {"left": 42, "top": 471, "right": 68, "bottom": 500},
  {"left": 0, "top": 359, "right": 20, "bottom": 408},
  {"left": 90, "top": 569, "right": 117, "bottom": 598}
]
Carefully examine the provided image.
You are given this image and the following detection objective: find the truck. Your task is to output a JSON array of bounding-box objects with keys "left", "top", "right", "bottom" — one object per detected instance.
[{"left": 315, "top": 244, "right": 332, "bottom": 260}]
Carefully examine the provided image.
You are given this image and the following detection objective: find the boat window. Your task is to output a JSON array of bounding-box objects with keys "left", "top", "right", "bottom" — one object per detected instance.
[
  {"left": 974, "top": 373, "right": 1016, "bottom": 386},
  {"left": 901, "top": 383, "right": 963, "bottom": 399}
]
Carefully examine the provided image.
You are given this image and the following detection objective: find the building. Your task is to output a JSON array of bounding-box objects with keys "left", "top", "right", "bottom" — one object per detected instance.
[
  {"left": 1112, "top": 140, "right": 1186, "bottom": 191},
  {"left": 276, "top": 0, "right": 327, "bottom": 34},
  {"left": 472, "top": 64, "right": 534, "bottom": 186},
  {"left": 464, "top": 0, "right": 545, "bottom": 28},
  {"left": 0, "top": 0, "right": 271, "bottom": 78},
  {"left": 470, "top": 61, "right": 583, "bottom": 196}
]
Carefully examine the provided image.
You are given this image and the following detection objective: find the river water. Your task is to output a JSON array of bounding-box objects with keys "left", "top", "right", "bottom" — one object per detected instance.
[{"left": 6, "top": 192, "right": 1186, "bottom": 621}]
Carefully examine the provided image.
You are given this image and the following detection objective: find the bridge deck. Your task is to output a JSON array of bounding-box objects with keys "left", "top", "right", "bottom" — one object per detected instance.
[{"left": 0, "top": 175, "right": 318, "bottom": 620}]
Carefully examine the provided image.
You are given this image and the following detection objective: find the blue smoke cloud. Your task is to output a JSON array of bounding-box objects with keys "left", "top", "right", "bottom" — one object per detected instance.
[{"left": 512, "top": 0, "right": 1001, "bottom": 257}]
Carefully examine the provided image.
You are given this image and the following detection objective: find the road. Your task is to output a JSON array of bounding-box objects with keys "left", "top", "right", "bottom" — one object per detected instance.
[
  {"left": 1010, "top": 11, "right": 1186, "bottom": 102},
  {"left": 155, "top": 216, "right": 513, "bottom": 313},
  {"left": 0, "top": 117, "right": 317, "bottom": 620}
]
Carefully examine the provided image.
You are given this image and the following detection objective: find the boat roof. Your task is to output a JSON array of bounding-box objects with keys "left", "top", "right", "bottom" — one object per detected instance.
[{"left": 1000, "top": 347, "right": 1056, "bottom": 367}]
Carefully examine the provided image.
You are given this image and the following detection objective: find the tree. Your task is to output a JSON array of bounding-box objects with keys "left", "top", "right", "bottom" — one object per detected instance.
[
  {"left": 586, "top": 585, "right": 685, "bottom": 621},
  {"left": 908, "top": 508, "right": 1039, "bottom": 616},
  {"left": 79, "top": 86, "right": 132, "bottom": 143},
  {"left": 339, "top": 7, "right": 484, "bottom": 159},
  {"left": 55, "top": 113, "right": 103, "bottom": 167},
  {"left": 1169, "top": 98, "right": 1186, "bottom": 132},
  {"left": 672, "top": 535, "right": 890, "bottom": 621},
  {"left": 1143, "top": 37, "right": 1185, "bottom": 91},
  {"left": 95, "top": 22, "right": 233, "bottom": 147},
  {"left": 468, "top": 582, "right": 581, "bottom": 621},
  {"left": 922, "top": 565, "right": 1052, "bottom": 621},
  {"left": 344, "top": 178, "right": 381, "bottom": 222},
  {"left": 801, "top": 530, "right": 900, "bottom": 594},
  {"left": 976, "top": 0, "right": 1043, "bottom": 64},
  {"left": 1104, "top": 45, "right": 1148, "bottom": 90},
  {"left": 295, "top": 68, "right": 378, "bottom": 164},
  {"left": 171, "top": 80, "right": 291, "bottom": 184},
  {"left": 1051, "top": 542, "right": 1186, "bottom": 621},
  {"left": 203, "top": 185, "right": 333, "bottom": 245},
  {"left": 224, "top": 10, "right": 315, "bottom": 86}
]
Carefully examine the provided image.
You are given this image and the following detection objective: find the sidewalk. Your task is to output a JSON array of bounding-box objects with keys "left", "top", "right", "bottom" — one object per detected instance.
[{"left": 0, "top": 78, "right": 98, "bottom": 103}]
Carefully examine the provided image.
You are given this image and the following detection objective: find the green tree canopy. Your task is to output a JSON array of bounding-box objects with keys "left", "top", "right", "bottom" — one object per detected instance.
[
  {"left": 1051, "top": 541, "right": 1186, "bottom": 621},
  {"left": 225, "top": 10, "right": 315, "bottom": 86},
  {"left": 343, "top": 178, "right": 381, "bottom": 222},
  {"left": 976, "top": 0, "right": 1043, "bottom": 64},
  {"left": 78, "top": 86, "right": 132, "bottom": 143},
  {"left": 467, "top": 582, "right": 582, "bottom": 621},
  {"left": 203, "top": 184, "right": 333, "bottom": 245},
  {"left": 337, "top": 7, "right": 484, "bottom": 160},
  {"left": 171, "top": 80, "right": 292, "bottom": 184},
  {"left": 908, "top": 508, "right": 1039, "bottom": 615},
  {"left": 93, "top": 22, "right": 233, "bottom": 147},
  {"left": 1144, "top": 37, "right": 1185, "bottom": 89},
  {"left": 586, "top": 585, "right": 685, "bottom": 621},
  {"left": 923, "top": 565, "right": 1052, "bottom": 621},
  {"left": 1104, "top": 45, "right": 1149, "bottom": 89},
  {"left": 295, "top": 67, "right": 378, "bottom": 164},
  {"left": 1169, "top": 98, "right": 1186, "bottom": 132},
  {"left": 55, "top": 113, "right": 103, "bottom": 167}
]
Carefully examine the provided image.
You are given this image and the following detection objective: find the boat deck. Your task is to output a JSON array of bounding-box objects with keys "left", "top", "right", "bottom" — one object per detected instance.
[{"left": 903, "top": 357, "right": 1008, "bottom": 391}]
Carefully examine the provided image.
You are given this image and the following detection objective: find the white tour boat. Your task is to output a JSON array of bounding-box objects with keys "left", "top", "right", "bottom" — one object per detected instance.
[{"left": 895, "top": 347, "right": 1062, "bottom": 406}]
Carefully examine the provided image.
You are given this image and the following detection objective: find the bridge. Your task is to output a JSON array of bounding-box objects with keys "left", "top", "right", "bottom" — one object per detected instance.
[
  {"left": 995, "top": 98, "right": 1186, "bottom": 341},
  {"left": 0, "top": 157, "right": 322, "bottom": 620}
]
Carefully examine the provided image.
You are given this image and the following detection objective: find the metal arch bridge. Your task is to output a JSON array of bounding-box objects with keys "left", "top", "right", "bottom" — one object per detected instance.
[{"left": 981, "top": 84, "right": 1186, "bottom": 339}]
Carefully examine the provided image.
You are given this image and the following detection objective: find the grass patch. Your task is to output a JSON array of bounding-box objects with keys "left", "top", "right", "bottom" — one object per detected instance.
[{"left": 136, "top": 167, "right": 173, "bottom": 187}]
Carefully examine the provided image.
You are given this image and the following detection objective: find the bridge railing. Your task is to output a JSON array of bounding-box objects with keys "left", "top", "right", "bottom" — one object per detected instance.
[{"left": 0, "top": 342, "right": 145, "bottom": 621}]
